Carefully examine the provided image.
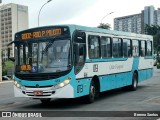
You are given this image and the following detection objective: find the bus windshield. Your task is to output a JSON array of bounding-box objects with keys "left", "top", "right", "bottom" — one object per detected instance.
[{"left": 15, "top": 39, "right": 71, "bottom": 74}]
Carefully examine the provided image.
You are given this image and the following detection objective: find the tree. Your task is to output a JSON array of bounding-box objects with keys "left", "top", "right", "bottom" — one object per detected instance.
[
  {"left": 144, "top": 24, "right": 160, "bottom": 50},
  {"left": 2, "top": 61, "right": 14, "bottom": 76},
  {"left": 97, "top": 23, "right": 111, "bottom": 29}
]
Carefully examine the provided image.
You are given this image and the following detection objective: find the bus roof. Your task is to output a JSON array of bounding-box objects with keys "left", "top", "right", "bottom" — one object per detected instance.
[
  {"left": 16, "top": 24, "right": 153, "bottom": 40},
  {"left": 71, "top": 24, "right": 153, "bottom": 40}
]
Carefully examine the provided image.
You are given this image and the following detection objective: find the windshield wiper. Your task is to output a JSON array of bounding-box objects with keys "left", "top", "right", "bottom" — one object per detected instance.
[{"left": 42, "top": 39, "right": 55, "bottom": 55}]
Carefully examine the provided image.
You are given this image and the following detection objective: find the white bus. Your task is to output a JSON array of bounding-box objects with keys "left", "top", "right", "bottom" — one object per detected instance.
[{"left": 8, "top": 25, "right": 153, "bottom": 104}]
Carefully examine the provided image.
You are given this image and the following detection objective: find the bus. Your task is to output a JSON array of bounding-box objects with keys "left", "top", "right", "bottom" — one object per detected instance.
[{"left": 8, "top": 24, "right": 153, "bottom": 104}]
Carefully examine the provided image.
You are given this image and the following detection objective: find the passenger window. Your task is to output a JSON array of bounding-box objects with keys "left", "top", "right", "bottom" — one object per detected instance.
[
  {"left": 101, "top": 36, "right": 111, "bottom": 58},
  {"left": 140, "top": 40, "right": 146, "bottom": 57},
  {"left": 88, "top": 35, "right": 100, "bottom": 59},
  {"left": 146, "top": 41, "right": 152, "bottom": 56},
  {"left": 112, "top": 38, "right": 122, "bottom": 58},
  {"left": 132, "top": 40, "right": 139, "bottom": 57},
  {"left": 123, "top": 39, "right": 132, "bottom": 57}
]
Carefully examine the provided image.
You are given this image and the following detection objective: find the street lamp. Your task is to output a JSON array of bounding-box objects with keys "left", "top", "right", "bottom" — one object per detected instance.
[
  {"left": 38, "top": 0, "right": 52, "bottom": 26},
  {"left": 100, "top": 12, "right": 114, "bottom": 24}
]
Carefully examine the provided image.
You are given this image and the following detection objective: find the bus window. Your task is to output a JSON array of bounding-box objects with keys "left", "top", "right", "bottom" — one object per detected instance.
[
  {"left": 132, "top": 40, "right": 139, "bottom": 57},
  {"left": 88, "top": 35, "right": 100, "bottom": 59},
  {"left": 112, "top": 37, "right": 122, "bottom": 58},
  {"left": 140, "top": 40, "right": 146, "bottom": 57},
  {"left": 101, "top": 36, "right": 111, "bottom": 58},
  {"left": 73, "top": 31, "right": 86, "bottom": 74},
  {"left": 146, "top": 41, "right": 152, "bottom": 56},
  {"left": 74, "top": 31, "right": 86, "bottom": 43},
  {"left": 123, "top": 39, "right": 132, "bottom": 57}
]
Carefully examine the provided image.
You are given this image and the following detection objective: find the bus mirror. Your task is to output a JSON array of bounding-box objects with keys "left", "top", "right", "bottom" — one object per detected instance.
[{"left": 8, "top": 47, "right": 15, "bottom": 62}]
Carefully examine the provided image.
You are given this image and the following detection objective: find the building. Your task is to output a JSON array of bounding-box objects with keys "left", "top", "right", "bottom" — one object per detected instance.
[
  {"left": 0, "top": 3, "right": 28, "bottom": 61},
  {"left": 114, "top": 6, "right": 160, "bottom": 34},
  {"left": 114, "top": 13, "right": 142, "bottom": 34}
]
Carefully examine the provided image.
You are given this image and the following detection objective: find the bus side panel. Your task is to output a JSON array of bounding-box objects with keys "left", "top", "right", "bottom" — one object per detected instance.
[
  {"left": 138, "top": 57, "right": 153, "bottom": 82},
  {"left": 100, "top": 72, "right": 133, "bottom": 92},
  {"left": 73, "top": 78, "right": 90, "bottom": 98},
  {"left": 138, "top": 68, "right": 153, "bottom": 82}
]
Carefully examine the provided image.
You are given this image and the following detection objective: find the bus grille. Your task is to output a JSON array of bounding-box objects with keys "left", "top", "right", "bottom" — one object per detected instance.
[
  {"left": 15, "top": 74, "right": 60, "bottom": 80},
  {"left": 25, "top": 91, "right": 55, "bottom": 96}
]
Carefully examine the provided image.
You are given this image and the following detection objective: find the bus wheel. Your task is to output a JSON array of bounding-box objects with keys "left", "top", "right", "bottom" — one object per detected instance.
[
  {"left": 129, "top": 72, "right": 138, "bottom": 91},
  {"left": 85, "top": 80, "right": 96, "bottom": 103},
  {"left": 40, "top": 98, "right": 51, "bottom": 105}
]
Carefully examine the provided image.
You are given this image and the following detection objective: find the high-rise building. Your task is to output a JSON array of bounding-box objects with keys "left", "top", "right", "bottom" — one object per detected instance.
[
  {"left": 114, "top": 6, "right": 160, "bottom": 34},
  {"left": 114, "top": 14, "right": 142, "bottom": 34},
  {"left": 0, "top": 3, "right": 28, "bottom": 61}
]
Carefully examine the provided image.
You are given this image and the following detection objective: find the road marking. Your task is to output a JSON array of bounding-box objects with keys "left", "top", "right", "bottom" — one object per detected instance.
[{"left": 0, "top": 80, "right": 13, "bottom": 84}]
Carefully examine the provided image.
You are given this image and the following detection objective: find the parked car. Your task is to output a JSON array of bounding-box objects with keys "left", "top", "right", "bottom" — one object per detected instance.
[{"left": 2, "top": 76, "right": 11, "bottom": 80}]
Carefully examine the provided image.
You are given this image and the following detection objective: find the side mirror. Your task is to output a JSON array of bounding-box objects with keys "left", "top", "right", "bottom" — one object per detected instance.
[{"left": 8, "top": 47, "right": 15, "bottom": 62}]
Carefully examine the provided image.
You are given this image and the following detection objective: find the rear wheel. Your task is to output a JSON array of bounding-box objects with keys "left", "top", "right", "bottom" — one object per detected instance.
[{"left": 129, "top": 72, "right": 138, "bottom": 91}]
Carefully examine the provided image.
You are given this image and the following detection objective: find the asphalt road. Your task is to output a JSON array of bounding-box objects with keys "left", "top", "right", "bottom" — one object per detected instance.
[{"left": 0, "top": 67, "right": 160, "bottom": 120}]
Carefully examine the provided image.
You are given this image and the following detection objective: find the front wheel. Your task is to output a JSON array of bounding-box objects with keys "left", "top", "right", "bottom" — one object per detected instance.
[
  {"left": 129, "top": 72, "right": 138, "bottom": 91},
  {"left": 85, "top": 80, "right": 96, "bottom": 103}
]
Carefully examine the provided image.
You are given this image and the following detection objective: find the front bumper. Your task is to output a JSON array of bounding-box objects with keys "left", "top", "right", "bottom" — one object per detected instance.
[{"left": 14, "top": 84, "right": 74, "bottom": 99}]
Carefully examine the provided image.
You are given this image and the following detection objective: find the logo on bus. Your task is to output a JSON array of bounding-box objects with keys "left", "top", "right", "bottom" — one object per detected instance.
[{"left": 93, "top": 64, "right": 98, "bottom": 72}]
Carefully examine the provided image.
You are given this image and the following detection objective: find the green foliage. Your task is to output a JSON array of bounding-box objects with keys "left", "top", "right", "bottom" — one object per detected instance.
[
  {"left": 97, "top": 23, "right": 111, "bottom": 29},
  {"left": 157, "top": 62, "right": 160, "bottom": 69},
  {"left": 144, "top": 24, "right": 160, "bottom": 50},
  {"left": 2, "top": 61, "right": 14, "bottom": 76}
]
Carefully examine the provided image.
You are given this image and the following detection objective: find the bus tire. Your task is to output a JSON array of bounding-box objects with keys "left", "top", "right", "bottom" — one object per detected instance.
[
  {"left": 85, "top": 80, "right": 96, "bottom": 103},
  {"left": 129, "top": 72, "right": 138, "bottom": 91},
  {"left": 40, "top": 98, "right": 51, "bottom": 105}
]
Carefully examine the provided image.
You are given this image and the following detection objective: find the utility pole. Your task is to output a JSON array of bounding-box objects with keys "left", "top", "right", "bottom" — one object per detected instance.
[
  {"left": 0, "top": 0, "right": 2, "bottom": 82},
  {"left": 0, "top": 50, "right": 2, "bottom": 82},
  {"left": 38, "top": 0, "right": 52, "bottom": 26}
]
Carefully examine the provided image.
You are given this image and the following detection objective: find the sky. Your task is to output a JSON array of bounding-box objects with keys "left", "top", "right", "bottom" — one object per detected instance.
[{"left": 1, "top": 0, "right": 160, "bottom": 29}]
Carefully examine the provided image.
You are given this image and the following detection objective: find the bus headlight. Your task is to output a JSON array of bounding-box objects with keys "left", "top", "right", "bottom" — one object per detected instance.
[
  {"left": 14, "top": 80, "right": 21, "bottom": 88},
  {"left": 56, "top": 77, "right": 71, "bottom": 89}
]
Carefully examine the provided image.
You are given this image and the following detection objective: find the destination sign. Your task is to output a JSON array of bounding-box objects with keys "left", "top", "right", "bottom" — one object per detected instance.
[{"left": 21, "top": 28, "right": 62, "bottom": 40}]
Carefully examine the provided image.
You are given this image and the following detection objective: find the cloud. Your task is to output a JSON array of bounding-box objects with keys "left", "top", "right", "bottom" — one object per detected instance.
[{"left": 38, "top": 0, "right": 97, "bottom": 26}]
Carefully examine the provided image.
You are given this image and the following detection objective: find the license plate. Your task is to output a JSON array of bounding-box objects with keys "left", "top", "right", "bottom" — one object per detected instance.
[{"left": 34, "top": 91, "right": 43, "bottom": 96}]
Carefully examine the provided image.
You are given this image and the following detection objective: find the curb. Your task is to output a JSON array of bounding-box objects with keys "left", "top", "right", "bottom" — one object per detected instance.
[{"left": 0, "top": 80, "right": 13, "bottom": 84}]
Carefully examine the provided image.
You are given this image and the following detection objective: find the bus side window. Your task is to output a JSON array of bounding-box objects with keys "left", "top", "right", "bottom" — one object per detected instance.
[
  {"left": 140, "top": 40, "right": 146, "bottom": 57},
  {"left": 88, "top": 35, "right": 100, "bottom": 59},
  {"left": 112, "top": 37, "right": 122, "bottom": 58},
  {"left": 123, "top": 38, "right": 132, "bottom": 57},
  {"left": 146, "top": 41, "right": 152, "bottom": 56},
  {"left": 101, "top": 36, "right": 111, "bottom": 58},
  {"left": 132, "top": 40, "right": 139, "bottom": 57}
]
